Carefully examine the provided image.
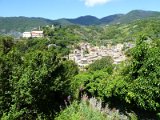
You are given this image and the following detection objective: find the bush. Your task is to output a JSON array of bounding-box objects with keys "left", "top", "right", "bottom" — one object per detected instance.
[
  {"left": 55, "top": 101, "right": 106, "bottom": 120},
  {"left": 156, "top": 113, "right": 160, "bottom": 120},
  {"left": 87, "top": 56, "right": 114, "bottom": 74}
]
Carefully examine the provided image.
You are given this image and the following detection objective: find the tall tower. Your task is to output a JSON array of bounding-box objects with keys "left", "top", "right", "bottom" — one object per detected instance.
[{"left": 51, "top": 25, "right": 55, "bottom": 29}]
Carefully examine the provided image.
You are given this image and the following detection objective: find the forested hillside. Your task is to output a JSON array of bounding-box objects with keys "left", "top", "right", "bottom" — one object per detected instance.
[
  {"left": 0, "top": 17, "right": 55, "bottom": 34},
  {"left": 42, "top": 18, "right": 160, "bottom": 46},
  {"left": 114, "top": 10, "right": 160, "bottom": 23},
  {"left": 0, "top": 10, "right": 160, "bottom": 35},
  {"left": 0, "top": 16, "right": 160, "bottom": 120}
]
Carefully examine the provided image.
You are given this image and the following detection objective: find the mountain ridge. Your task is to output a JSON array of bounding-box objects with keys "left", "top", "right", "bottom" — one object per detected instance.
[
  {"left": 0, "top": 10, "right": 160, "bottom": 34},
  {"left": 55, "top": 10, "right": 160, "bottom": 25}
]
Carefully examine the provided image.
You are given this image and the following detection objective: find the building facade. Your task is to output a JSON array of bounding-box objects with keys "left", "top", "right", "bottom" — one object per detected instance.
[
  {"left": 31, "top": 31, "right": 43, "bottom": 38},
  {"left": 22, "top": 32, "right": 31, "bottom": 38},
  {"left": 22, "top": 31, "right": 43, "bottom": 38}
]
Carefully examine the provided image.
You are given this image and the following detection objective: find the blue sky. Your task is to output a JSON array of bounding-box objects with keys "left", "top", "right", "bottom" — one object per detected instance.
[{"left": 0, "top": 0, "right": 160, "bottom": 19}]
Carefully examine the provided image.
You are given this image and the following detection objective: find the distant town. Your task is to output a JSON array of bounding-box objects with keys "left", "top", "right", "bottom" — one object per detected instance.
[
  {"left": 22, "top": 30, "right": 134, "bottom": 69},
  {"left": 69, "top": 42, "right": 134, "bottom": 70}
]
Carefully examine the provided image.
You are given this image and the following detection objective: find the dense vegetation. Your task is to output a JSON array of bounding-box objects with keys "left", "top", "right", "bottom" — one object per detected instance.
[
  {"left": 43, "top": 17, "right": 160, "bottom": 46},
  {"left": 0, "top": 35, "right": 79, "bottom": 119},
  {"left": 55, "top": 101, "right": 107, "bottom": 120},
  {"left": 0, "top": 17, "right": 160, "bottom": 120}
]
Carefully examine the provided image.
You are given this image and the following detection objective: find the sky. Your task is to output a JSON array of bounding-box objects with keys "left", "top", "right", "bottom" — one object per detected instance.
[{"left": 0, "top": 0, "right": 160, "bottom": 20}]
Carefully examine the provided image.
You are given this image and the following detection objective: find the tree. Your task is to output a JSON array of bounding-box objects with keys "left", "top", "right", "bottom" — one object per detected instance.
[
  {"left": 0, "top": 36, "right": 14, "bottom": 116},
  {"left": 122, "top": 35, "right": 160, "bottom": 111},
  {"left": 1, "top": 48, "right": 78, "bottom": 119},
  {"left": 71, "top": 69, "right": 111, "bottom": 100},
  {"left": 0, "top": 54, "right": 12, "bottom": 116},
  {"left": 0, "top": 36, "right": 14, "bottom": 54},
  {"left": 16, "top": 51, "right": 76, "bottom": 118},
  {"left": 88, "top": 56, "right": 114, "bottom": 74}
]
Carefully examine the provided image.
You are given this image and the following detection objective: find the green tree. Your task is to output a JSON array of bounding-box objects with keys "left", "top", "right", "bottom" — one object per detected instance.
[
  {"left": 0, "top": 36, "right": 14, "bottom": 116},
  {"left": 0, "top": 54, "right": 12, "bottom": 116},
  {"left": 1, "top": 47, "right": 78, "bottom": 119},
  {"left": 0, "top": 36, "right": 14, "bottom": 54},
  {"left": 122, "top": 35, "right": 160, "bottom": 111},
  {"left": 11, "top": 50, "right": 77, "bottom": 119},
  {"left": 71, "top": 69, "right": 111, "bottom": 100},
  {"left": 88, "top": 56, "right": 114, "bottom": 74}
]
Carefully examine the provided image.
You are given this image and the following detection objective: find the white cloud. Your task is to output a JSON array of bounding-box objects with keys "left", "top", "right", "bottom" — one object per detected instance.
[{"left": 83, "top": 0, "right": 111, "bottom": 7}]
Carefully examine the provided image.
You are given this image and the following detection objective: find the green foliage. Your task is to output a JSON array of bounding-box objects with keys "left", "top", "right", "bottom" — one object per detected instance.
[
  {"left": 0, "top": 55, "right": 12, "bottom": 116},
  {"left": 10, "top": 51, "right": 78, "bottom": 119},
  {"left": 42, "top": 25, "right": 83, "bottom": 56},
  {"left": 122, "top": 36, "right": 160, "bottom": 111},
  {"left": 0, "top": 36, "right": 79, "bottom": 119},
  {"left": 0, "top": 36, "right": 15, "bottom": 116},
  {"left": 1, "top": 104, "right": 25, "bottom": 120},
  {"left": 87, "top": 56, "right": 114, "bottom": 73},
  {"left": 55, "top": 101, "right": 106, "bottom": 120},
  {"left": 156, "top": 113, "right": 160, "bottom": 120},
  {"left": 128, "top": 112, "right": 138, "bottom": 120},
  {"left": 71, "top": 35, "right": 160, "bottom": 119},
  {"left": 0, "top": 36, "right": 14, "bottom": 54},
  {"left": 71, "top": 69, "right": 112, "bottom": 100}
]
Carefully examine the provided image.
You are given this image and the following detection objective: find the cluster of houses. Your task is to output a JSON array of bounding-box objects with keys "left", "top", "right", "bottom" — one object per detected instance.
[
  {"left": 22, "top": 31, "right": 43, "bottom": 38},
  {"left": 22, "top": 27, "right": 133, "bottom": 70},
  {"left": 69, "top": 42, "right": 133, "bottom": 69}
]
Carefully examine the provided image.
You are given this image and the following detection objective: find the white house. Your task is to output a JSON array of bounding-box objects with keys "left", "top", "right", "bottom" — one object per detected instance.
[
  {"left": 31, "top": 31, "right": 43, "bottom": 38},
  {"left": 22, "top": 32, "right": 31, "bottom": 38},
  {"left": 22, "top": 31, "right": 44, "bottom": 38}
]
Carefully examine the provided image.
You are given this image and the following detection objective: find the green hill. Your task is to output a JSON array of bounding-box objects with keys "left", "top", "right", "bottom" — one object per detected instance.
[
  {"left": 100, "top": 14, "right": 124, "bottom": 24},
  {"left": 67, "top": 15, "right": 100, "bottom": 25},
  {"left": 0, "top": 17, "right": 55, "bottom": 33},
  {"left": 56, "top": 10, "right": 160, "bottom": 25},
  {"left": 0, "top": 10, "right": 160, "bottom": 35},
  {"left": 115, "top": 10, "right": 160, "bottom": 23}
]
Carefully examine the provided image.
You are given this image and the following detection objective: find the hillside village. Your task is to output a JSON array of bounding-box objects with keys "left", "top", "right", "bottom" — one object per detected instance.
[
  {"left": 22, "top": 26, "right": 134, "bottom": 69},
  {"left": 22, "top": 28, "right": 134, "bottom": 69},
  {"left": 69, "top": 42, "right": 134, "bottom": 69}
]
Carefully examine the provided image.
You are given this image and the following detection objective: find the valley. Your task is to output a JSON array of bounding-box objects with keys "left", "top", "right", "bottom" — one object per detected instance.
[{"left": 0, "top": 9, "right": 160, "bottom": 120}]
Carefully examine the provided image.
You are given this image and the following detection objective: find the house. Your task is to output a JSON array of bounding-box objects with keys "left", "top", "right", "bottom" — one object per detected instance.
[
  {"left": 22, "top": 31, "right": 44, "bottom": 38},
  {"left": 22, "top": 32, "right": 31, "bottom": 38},
  {"left": 31, "top": 31, "right": 43, "bottom": 38}
]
